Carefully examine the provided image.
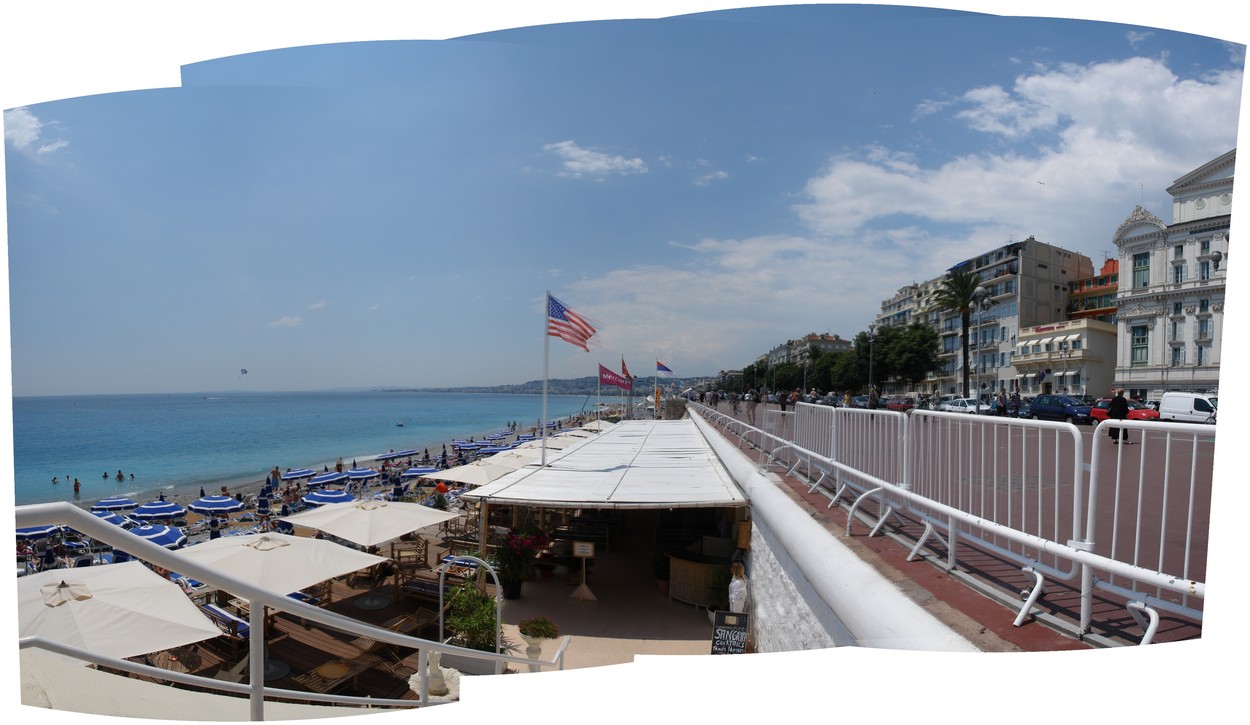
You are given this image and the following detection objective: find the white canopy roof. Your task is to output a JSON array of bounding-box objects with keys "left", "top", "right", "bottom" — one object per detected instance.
[{"left": 461, "top": 419, "right": 748, "bottom": 510}]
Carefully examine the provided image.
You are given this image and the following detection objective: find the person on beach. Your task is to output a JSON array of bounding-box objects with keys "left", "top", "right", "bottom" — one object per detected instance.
[
  {"left": 73, "top": 478, "right": 80, "bottom": 493},
  {"left": 208, "top": 515, "right": 221, "bottom": 540}
]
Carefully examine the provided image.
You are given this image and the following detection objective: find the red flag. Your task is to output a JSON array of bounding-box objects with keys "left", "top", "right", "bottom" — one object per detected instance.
[
  {"left": 547, "top": 293, "right": 597, "bottom": 351},
  {"left": 621, "top": 356, "right": 632, "bottom": 381},
  {"left": 599, "top": 364, "right": 632, "bottom": 391}
]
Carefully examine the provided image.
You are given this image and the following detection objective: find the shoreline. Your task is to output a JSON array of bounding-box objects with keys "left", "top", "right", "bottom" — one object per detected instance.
[{"left": 52, "top": 411, "right": 592, "bottom": 513}]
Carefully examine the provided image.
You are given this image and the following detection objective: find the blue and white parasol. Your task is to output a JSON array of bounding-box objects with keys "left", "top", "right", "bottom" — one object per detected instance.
[
  {"left": 129, "top": 524, "right": 188, "bottom": 549},
  {"left": 281, "top": 468, "right": 316, "bottom": 481},
  {"left": 301, "top": 489, "right": 355, "bottom": 507},
  {"left": 400, "top": 466, "right": 440, "bottom": 479},
  {"left": 308, "top": 471, "right": 349, "bottom": 489},
  {"left": 16, "top": 524, "right": 63, "bottom": 540},
  {"left": 346, "top": 467, "right": 380, "bottom": 481},
  {"left": 187, "top": 495, "right": 245, "bottom": 515},
  {"left": 129, "top": 500, "right": 188, "bottom": 521},
  {"left": 91, "top": 497, "right": 138, "bottom": 512}
]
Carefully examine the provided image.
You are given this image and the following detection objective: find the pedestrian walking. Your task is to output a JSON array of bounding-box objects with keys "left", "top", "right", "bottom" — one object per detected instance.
[
  {"left": 1009, "top": 387, "right": 1021, "bottom": 418},
  {"left": 1108, "top": 388, "right": 1131, "bottom": 444},
  {"left": 996, "top": 387, "right": 1008, "bottom": 417},
  {"left": 745, "top": 388, "right": 759, "bottom": 426}
]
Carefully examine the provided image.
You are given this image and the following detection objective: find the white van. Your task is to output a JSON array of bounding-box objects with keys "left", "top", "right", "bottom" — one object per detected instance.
[{"left": 1158, "top": 392, "right": 1217, "bottom": 424}]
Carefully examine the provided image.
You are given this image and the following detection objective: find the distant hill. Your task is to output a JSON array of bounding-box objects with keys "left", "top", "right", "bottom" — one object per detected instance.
[{"left": 378, "top": 375, "right": 709, "bottom": 396}]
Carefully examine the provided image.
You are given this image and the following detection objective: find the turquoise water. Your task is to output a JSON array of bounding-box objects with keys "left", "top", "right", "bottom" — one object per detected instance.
[{"left": 11, "top": 391, "right": 590, "bottom": 508}]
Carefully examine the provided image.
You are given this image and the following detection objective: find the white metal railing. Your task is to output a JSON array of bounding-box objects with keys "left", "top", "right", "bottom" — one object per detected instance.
[
  {"left": 691, "top": 403, "right": 1210, "bottom": 645},
  {"left": 15, "top": 502, "right": 570, "bottom": 720}
]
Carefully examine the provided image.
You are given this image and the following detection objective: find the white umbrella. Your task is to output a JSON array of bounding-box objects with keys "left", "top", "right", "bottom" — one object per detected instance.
[
  {"left": 422, "top": 450, "right": 540, "bottom": 487},
  {"left": 17, "top": 560, "right": 222, "bottom": 660},
  {"left": 280, "top": 499, "right": 460, "bottom": 548},
  {"left": 172, "top": 532, "right": 385, "bottom": 596}
]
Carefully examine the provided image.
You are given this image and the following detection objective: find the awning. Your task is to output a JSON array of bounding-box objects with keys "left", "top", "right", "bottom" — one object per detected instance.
[
  {"left": 1062, "top": 333, "right": 1082, "bottom": 342},
  {"left": 461, "top": 419, "right": 748, "bottom": 510},
  {"left": 1036, "top": 337, "right": 1053, "bottom": 346}
]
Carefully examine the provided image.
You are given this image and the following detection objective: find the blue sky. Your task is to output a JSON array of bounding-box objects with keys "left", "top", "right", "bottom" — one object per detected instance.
[{"left": 3, "top": 2, "right": 1245, "bottom": 396}]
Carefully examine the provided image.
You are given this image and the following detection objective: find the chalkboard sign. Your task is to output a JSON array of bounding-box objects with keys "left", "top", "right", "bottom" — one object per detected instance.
[{"left": 710, "top": 610, "right": 749, "bottom": 654}]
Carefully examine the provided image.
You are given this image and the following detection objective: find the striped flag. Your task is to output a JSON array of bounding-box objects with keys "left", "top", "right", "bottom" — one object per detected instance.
[
  {"left": 547, "top": 293, "right": 597, "bottom": 351},
  {"left": 656, "top": 360, "right": 676, "bottom": 377}
]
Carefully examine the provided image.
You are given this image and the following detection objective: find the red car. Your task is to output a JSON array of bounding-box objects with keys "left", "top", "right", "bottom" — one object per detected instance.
[
  {"left": 885, "top": 395, "right": 915, "bottom": 412},
  {"left": 1090, "top": 398, "right": 1161, "bottom": 422}
]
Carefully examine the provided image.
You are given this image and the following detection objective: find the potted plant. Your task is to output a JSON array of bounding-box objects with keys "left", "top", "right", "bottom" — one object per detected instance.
[
  {"left": 706, "top": 565, "right": 731, "bottom": 622},
  {"left": 517, "top": 616, "right": 558, "bottom": 671},
  {"left": 651, "top": 552, "right": 670, "bottom": 595},
  {"left": 445, "top": 579, "right": 501, "bottom": 653},
  {"left": 493, "top": 526, "right": 550, "bottom": 599}
]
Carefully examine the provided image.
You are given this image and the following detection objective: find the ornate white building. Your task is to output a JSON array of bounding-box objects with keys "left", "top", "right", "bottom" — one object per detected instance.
[{"left": 1112, "top": 149, "right": 1232, "bottom": 400}]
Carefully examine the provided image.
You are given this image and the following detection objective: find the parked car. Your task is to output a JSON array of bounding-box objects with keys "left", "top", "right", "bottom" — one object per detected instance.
[
  {"left": 1090, "top": 398, "right": 1161, "bottom": 422},
  {"left": 1027, "top": 394, "right": 1092, "bottom": 424},
  {"left": 885, "top": 395, "right": 915, "bottom": 412},
  {"left": 850, "top": 395, "right": 870, "bottom": 409},
  {"left": 1158, "top": 391, "right": 1217, "bottom": 424},
  {"left": 941, "top": 397, "right": 990, "bottom": 414}
]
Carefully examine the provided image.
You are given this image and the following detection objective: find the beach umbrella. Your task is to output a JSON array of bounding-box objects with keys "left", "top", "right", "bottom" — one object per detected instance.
[
  {"left": 187, "top": 495, "right": 245, "bottom": 516},
  {"left": 16, "top": 525, "right": 63, "bottom": 541},
  {"left": 401, "top": 466, "right": 440, "bottom": 479},
  {"left": 18, "top": 560, "right": 222, "bottom": 659},
  {"left": 346, "top": 467, "right": 380, "bottom": 481},
  {"left": 129, "top": 524, "right": 188, "bottom": 549},
  {"left": 281, "top": 468, "right": 316, "bottom": 481},
  {"left": 90, "top": 497, "right": 138, "bottom": 512},
  {"left": 90, "top": 510, "right": 131, "bottom": 527},
  {"left": 172, "top": 532, "right": 386, "bottom": 597},
  {"left": 281, "top": 499, "right": 459, "bottom": 548},
  {"left": 129, "top": 500, "right": 187, "bottom": 521},
  {"left": 308, "top": 471, "right": 349, "bottom": 489},
  {"left": 301, "top": 489, "right": 355, "bottom": 507}
]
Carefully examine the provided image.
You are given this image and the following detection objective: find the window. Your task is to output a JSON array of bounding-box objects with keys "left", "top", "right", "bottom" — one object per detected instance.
[
  {"left": 1198, "top": 318, "right": 1212, "bottom": 340},
  {"left": 1133, "top": 253, "right": 1150, "bottom": 289},
  {"left": 1201, "top": 239, "right": 1211, "bottom": 255},
  {"left": 1173, "top": 263, "right": 1186, "bottom": 284},
  {"left": 1196, "top": 345, "right": 1206, "bottom": 366},
  {"left": 1131, "top": 325, "right": 1149, "bottom": 366},
  {"left": 1200, "top": 298, "right": 1210, "bottom": 313},
  {"left": 1174, "top": 244, "right": 1184, "bottom": 259},
  {"left": 1173, "top": 301, "right": 1183, "bottom": 316},
  {"left": 1072, "top": 339, "right": 1083, "bottom": 350},
  {"left": 1200, "top": 260, "right": 1211, "bottom": 280},
  {"left": 1171, "top": 346, "right": 1185, "bottom": 367}
]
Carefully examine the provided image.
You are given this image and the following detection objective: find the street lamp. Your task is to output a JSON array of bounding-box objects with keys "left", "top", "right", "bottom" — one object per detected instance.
[
  {"left": 971, "top": 286, "right": 994, "bottom": 413},
  {"left": 867, "top": 322, "right": 877, "bottom": 405}
]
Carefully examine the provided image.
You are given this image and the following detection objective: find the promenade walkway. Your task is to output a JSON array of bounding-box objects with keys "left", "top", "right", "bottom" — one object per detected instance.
[{"left": 698, "top": 400, "right": 1203, "bottom": 649}]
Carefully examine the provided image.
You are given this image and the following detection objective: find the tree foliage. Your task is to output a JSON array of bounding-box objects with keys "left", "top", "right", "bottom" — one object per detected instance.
[{"left": 927, "top": 269, "right": 983, "bottom": 398}]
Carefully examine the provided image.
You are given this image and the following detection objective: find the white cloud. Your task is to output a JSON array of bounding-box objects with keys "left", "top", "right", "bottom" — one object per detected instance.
[
  {"left": 543, "top": 140, "right": 648, "bottom": 178},
  {"left": 1127, "top": 31, "right": 1154, "bottom": 49},
  {"left": 271, "top": 315, "right": 302, "bottom": 327},
  {"left": 4, "top": 107, "right": 68, "bottom": 156},
  {"left": 797, "top": 56, "right": 1241, "bottom": 247},
  {"left": 695, "top": 170, "right": 729, "bottom": 186},
  {"left": 307, "top": 300, "right": 327, "bottom": 310}
]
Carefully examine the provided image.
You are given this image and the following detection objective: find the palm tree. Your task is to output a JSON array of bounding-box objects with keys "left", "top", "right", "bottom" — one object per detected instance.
[{"left": 929, "top": 269, "right": 983, "bottom": 399}]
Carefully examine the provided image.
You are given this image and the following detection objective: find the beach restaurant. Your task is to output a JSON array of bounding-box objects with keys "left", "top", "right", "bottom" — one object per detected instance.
[{"left": 458, "top": 419, "right": 752, "bottom": 607}]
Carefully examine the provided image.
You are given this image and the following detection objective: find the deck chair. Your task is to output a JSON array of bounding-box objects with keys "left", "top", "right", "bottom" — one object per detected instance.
[{"left": 201, "top": 603, "right": 250, "bottom": 657}]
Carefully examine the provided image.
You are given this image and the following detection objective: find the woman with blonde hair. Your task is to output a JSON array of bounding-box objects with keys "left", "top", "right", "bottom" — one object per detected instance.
[{"left": 728, "top": 561, "right": 750, "bottom": 614}]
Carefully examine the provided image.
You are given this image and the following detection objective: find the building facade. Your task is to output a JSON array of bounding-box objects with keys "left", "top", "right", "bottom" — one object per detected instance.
[
  {"left": 1112, "top": 149, "right": 1232, "bottom": 401},
  {"left": 1067, "top": 258, "right": 1119, "bottom": 324},
  {"left": 1014, "top": 318, "right": 1117, "bottom": 398},
  {"left": 877, "top": 236, "right": 1093, "bottom": 397}
]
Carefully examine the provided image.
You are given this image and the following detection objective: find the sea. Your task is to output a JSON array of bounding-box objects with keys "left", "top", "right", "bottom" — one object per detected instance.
[{"left": 10, "top": 391, "right": 591, "bottom": 508}]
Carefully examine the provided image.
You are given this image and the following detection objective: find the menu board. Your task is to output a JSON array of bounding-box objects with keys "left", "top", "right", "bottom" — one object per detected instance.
[{"left": 710, "top": 610, "right": 749, "bottom": 654}]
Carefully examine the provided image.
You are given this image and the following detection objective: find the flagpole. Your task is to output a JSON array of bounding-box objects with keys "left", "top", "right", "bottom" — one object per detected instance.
[
  {"left": 542, "top": 291, "right": 550, "bottom": 467},
  {"left": 654, "top": 359, "right": 659, "bottom": 420}
]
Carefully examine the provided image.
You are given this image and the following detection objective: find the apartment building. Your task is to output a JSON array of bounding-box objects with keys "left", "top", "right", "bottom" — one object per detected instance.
[
  {"left": 1111, "top": 149, "right": 1232, "bottom": 400},
  {"left": 877, "top": 236, "right": 1093, "bottom": 396}
]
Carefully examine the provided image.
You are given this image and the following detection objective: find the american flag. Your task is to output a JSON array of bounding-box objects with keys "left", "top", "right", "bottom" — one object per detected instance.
[{"left": 547, "top": 294, "right": 597, "bottom": 351}]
